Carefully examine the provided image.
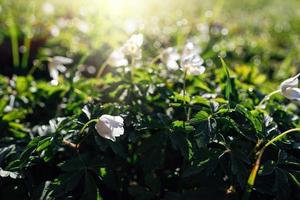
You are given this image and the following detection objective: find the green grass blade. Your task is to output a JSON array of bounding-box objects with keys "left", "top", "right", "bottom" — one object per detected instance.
[{"left": 8, "top": 16, "right": 19, "bottom": 68}]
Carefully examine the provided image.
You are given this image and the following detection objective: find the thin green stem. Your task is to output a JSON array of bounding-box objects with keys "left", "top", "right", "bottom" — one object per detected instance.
[
  {"left": 28, "top": 57, "right": 49, "bottom": 75},
  {"left": 187, "top": 107, "right": 192, "bottom": 121},
  {"left": 21, "top": 35, "right": 31, "bottom": 69},
  {"left": 264, "top": 128, "right": 300, "bottom": 148},
  {"left": 79, "top": 119, "right": 99, "bottom": 135},
  {"left": 8, "top": 16, "right": 19, "bottom": 68},
  {"left": 243, "top": 128, "right": 300, "bottom": 200},
  {"left": 257, "top": 90, "right": 281, "bottom": 107},
  {"left": 63, "top": 119, "right": 99, "bottom": 149},
  {"left": 183, "top": 70, "right": 189, "bottom": 123},
  {"left": 28, "top": 64, "right": 38, "bottom": 76},
  {"left": 150, "top": 55, "right": 160, "bottom": 66},
  {"left": 78, "top": 53, "right": 89, "bottom": 66},
  {"left": 96, "top": 61, "right": 107, "bottom": 78},
  {"left": 131, "top": 57, "right": 136, "bottom": 84}
]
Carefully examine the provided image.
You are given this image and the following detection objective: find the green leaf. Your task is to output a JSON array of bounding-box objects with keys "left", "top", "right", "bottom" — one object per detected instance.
[
  {"left": 182, "top": 159, "right": 209, "bottom": 178},
  {"left": 109, "top": 141, "right": 127, "bottom": 158},
  {"left": 274, "top": 168, "right": 290, "bottom": 200},
  {"left": 36, "top": 137, "right": 52, "bottom": 152},
  {"left": 59, "top": 157, "right": 86, "bottom": 172},
  {"left": 128, "top": 186, "right": 155, "bottom": 200},
  {"left": 220, "top": 57, "right": 230, "bottom": 79},
  {"left": 190, "top": 111, "right": 209, "bottom": 124},
  {"left": 169, "top": 133, "right": 193, "bottom": 160},
  {"left": 235, "top": 104, "right": 262, "bottom": 133},
  {"left": 16, "top": 76, "right": 29, "bottom": 94},
  {"left": 81, "top": 172, "right": 97, "bottom": 200},
  {"left": 53, "top": 171, "right": 85, "bottom": 199},
  {"left": 3, "top": 109, "right": 26, "bottom": 121},
  {"left": 191, "top": 96, "right": 210, "bottom": 107},
  {"left": 0, "top": 98, "right": 8, "bottom": 114},
  {"left": 172, "top": 120, "right": 194, "bottom": 133},
  {"left": 171, "top": 92, "right": 191, "bottom": 103},
  {"left": 220, "top": 58, "right": 238, "bottom": 108}
]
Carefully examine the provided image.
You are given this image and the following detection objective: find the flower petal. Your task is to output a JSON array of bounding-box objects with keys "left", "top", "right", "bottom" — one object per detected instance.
[
  {"left": 131, "top": 34, "right": 144, "bottom": 47},
  {"left": 107, "top": 49, "right": 128, "bottom": 67},
  {"left": 187, "top": 66, "right": 205, "bottom": 75},
  {"left": 181, "top": 54, "right": 204, "bottom": 70},
  {"left": 281, "top": 87, "right": 300, "bottom": 100},
  {"left": 280, "top": 73, "right": 300, "bottom": 91},
  {"left": 48, "top": 63, "right": 59, "bottom": 80},
  {"left": 182, "top": 42, "right": 201, "bottom": 57},
  {"left": 166, "top": 60, "right": 179, "bottom": 70},
  {"left": 95, "top": 120, "right": 116, "bottom": 141},
  {"left": 95, "top": 115, "right": 124, "bottom": 142},
  {"left": 53, "top": 56, "right": 73, "bottom": 65}
]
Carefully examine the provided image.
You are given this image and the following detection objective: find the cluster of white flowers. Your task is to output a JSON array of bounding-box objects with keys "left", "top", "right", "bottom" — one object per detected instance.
[
  {"left": 106, "top": 34, "right": 205, "bottom": 75},
  {"left": 160, "top": 42, "right": 205, "bottom": 75},
  {"left": 107, "top": 33, "right": 143, "bottom": 67},
  {"left": 51, "top": 36, "right": 300, "bottom": 144}
]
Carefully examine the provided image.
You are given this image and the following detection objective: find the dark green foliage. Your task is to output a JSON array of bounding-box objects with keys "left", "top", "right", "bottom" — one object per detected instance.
[{"left": 0, "top": 1, "right": 300, "bottom": 198}]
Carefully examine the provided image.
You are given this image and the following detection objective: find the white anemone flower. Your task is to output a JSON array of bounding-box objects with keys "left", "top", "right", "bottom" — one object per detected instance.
[
  {"left": 107, "top": 49, "right": 128, "bottom": 67},
  {"left": 182, "top": 42, "right": 201, "bottom": 56},
  {"left": 95, "top": 115, "right": 124, "bottom": 142},
  {"left": 48, "top": 56, "right": 73, "bottom": 85},
  {"left": 160, "top": 47, "right": 180, "bottom": 70},
  {"left": 122, "top": 33, "right": 143, "bottom": 59},
  {"left": 280, "top": 73, "right": 300, "bottom": 100},
  {"left": 181, "top": 42, "right": 205, "bottom": 75}
]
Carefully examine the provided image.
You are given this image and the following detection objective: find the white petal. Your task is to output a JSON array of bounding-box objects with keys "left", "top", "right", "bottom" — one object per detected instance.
[
  {"left": 112, "top": 126, "right": 124, "bottom": 137},
  {"left": 166, "top": 60, "right": 179, "bottom": 70},
  {"left": 95, "top": 115, "right": 124, "bottom": 142},
  {"left": 160, "top": 47, "right": 180, "bottom": 69},
  {"left": 181, "top": 54, "right": 204, "bottom": 70},
  {"left": 169, "top": 52, "right": 180, "bottom": 61},
  {"left": 56, "top": 64, "right": 67, "bottom": 72},
  {"left": 107, "top": 49, "right": 128, "bottom": 67},
  {"left": 114, "top": 59, "right": 129, "bottom": 67},
  {"left": 48, "top": 63, "right": 59, "bottom": 81},
  {"left": 52, "top": 56, "right": 73, "bottom": 65},
  {"left": 190, "top": 55, "right": 204, "bottom": 67},
  {"left": 280, "top": 73, "right": 300, "bottom": 91},
  {"left": 131, "top": 34, "right": 143, "bottom": 47},
  {"left": 282, "top": 87, "right": 300, "bottom": 100},
  {"left": 187, "top": 66, "right": 206, "bottom": 75},
  {"left": 182, "top": 42, "right": 200, "bottom": 57},
  {"left": 95, "top": 120, "right": 116, "bottom": 141}
]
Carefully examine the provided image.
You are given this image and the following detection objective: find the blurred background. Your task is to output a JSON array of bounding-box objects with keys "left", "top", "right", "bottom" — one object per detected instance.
[{"left": 0, "top": 0, "right": 299, "bottom": 79}]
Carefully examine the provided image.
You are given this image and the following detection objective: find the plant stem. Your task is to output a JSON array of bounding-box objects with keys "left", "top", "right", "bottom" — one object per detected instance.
[
  {"left": 96, "top": 61, "right": 107, "bottom": 78},
  {"left": 242, "top": 128, "right": 300, "bottom": 200},
  {"left": 28, "top": 57, "right": 49, "bottom": 75},
  {"left": 150, "top": 55, "right": 160, "bottom": 66},
  {"left": 21, "top": 35, "right": 31, "bottom": 69},
  {"left": 8, "top": 16, "right": 19, "bottom": 68},
  {"left": 63, "top": 140, "right": 78, "bottom": 149},
  {"left": 79, "top": 119, "right": 99, "bottom": 135},
  {"left": 28, "top": 64, "right": 38, "bottom": 75},
  {"left": 78, "top": 52, "right": 89, "bottom": 66},
  {"left": 63, "top": 118, "right": 99, "bottom": 149},
  {"left": 131, "top": 57, "right": 136, "bottom": 84},
  {"left": 183, "top": 70, "right": 189, "bottom": 123},
  {"left": 257, "top": 90, "right": 281, "bottom": 107}
]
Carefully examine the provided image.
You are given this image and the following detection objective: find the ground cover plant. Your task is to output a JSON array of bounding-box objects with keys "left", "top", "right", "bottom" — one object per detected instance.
[{"left": 0, "top": 0, "right": 300, "bottom": 199}]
